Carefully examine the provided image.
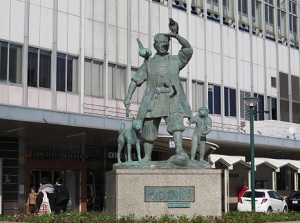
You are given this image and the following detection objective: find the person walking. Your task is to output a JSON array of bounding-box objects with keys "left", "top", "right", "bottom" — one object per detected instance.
[
  {"left": 36, "top": 177, "right": 55, "bottom": 214},
  {"left": 53, "top": 178, "right": 70, "bottom": 213},
  {"left": 25, "top": 187, "right": 37, "bottom": 214}
]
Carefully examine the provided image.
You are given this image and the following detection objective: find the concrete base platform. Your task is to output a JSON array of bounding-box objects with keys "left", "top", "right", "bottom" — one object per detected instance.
[{"left": 105, "top": 169, "right": 222, "bottom": 218}]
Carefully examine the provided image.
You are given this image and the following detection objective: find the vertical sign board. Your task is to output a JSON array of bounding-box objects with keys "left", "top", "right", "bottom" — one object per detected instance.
[{"left": 0, "top": 158, "right": 2, "bottom": 215}]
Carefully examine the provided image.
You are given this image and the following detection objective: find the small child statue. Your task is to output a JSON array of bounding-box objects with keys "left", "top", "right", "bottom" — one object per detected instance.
[{"left": 190, "top": 107, "right": 212, "bottom": 161}]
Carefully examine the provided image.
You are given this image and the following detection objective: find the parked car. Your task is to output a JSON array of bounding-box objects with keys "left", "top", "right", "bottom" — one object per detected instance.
[
  {"left": 237, "top": 189, "right": 288, "bottom": 213},
  {"left": 285, "top": 191, "right": 300, "bottom": 211}
]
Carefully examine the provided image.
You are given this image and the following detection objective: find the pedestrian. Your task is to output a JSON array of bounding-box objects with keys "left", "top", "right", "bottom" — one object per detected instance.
[
  {"left": 54, "top": 178, "right": 70, "bottom": 213},
  {"left": 36, "top": 176, "right": 55, "bottom": 214},
  {"left": 25, "top": 187, "right": 37, "bottom": 214}
]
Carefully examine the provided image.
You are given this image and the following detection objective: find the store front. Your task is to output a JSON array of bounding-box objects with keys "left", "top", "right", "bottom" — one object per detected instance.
[{"left": 26, "top": 155, "right": 87, "bottom": 212}]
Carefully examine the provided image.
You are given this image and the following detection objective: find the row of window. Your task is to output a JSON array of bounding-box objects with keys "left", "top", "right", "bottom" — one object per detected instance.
[
  {"left": 3, "top": 40, "right": 300, "bottom": 123},
  {"left": 0, "top": 41, "right": 78, "bottom": 93},
  {"left": 166, "top": 0, "right": 299, "bottom": 45}
]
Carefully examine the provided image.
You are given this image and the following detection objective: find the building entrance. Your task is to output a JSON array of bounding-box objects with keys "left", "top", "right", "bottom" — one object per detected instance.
[
  {"left": 30, "top": 170, "right": 79, "bottom": 211},
  {"left": 26, "top": 159, "right": 87, "bottom": 212}
]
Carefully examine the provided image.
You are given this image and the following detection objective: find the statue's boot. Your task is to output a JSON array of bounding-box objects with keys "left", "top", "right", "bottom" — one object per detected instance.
[
  {"left": 141, "top": 141, "right": 153, "bottom": 161},
  {"left": 173, "top": 131, "right": 189, "bottom": 158}
]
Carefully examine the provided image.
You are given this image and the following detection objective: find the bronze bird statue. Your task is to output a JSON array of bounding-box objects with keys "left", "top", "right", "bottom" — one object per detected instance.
[
  {"left": 136, "top": 38, "right": 152, "bottom": 61},
  {"left": 169, "top": 18, "right": 179, "bottom": 34}
]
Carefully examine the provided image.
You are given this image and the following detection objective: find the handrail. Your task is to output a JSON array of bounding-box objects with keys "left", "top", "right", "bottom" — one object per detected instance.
[{"left": 83, "top": 103, "right": 241, "bottom": 133}]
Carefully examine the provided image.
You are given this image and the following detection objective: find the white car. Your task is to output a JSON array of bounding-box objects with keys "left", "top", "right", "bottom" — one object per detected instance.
[{"left": 237, "top": 189, "right": 288, "bottom": 213}]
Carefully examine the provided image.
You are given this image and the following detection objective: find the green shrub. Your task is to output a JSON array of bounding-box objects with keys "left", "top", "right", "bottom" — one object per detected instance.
[{"left": 1, "top": 211, "right": 300, "bottom": 223}]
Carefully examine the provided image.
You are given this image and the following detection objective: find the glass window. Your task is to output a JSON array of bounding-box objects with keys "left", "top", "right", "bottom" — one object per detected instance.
[
  {"left": 0, "top": 42, "right": 8, "bottom": 82},
  {"left": 238, "top": 0, "right": 248, "bottom": 15},
  {"left": 265, "top": 4, "right": 274, "bottom": 25},
  {"left": 224, "top": 87, "right": 236, "bottom": 117},
  {"left": 57, "top": 53, "right": 78, "bottom": 93},
  {"left": 108, "top": 63, "right": 126, "bottom": 100},
  {"left": 39, "top": 50, "right": 51, "bottom": 88},
  {"left": 28, "top": 48, "right": 51, "bottom": 88},
  {"left": 9, "top": 44, "right": 22, "bottom": 84},
  {"left": 56, "top": 53, "right": 66, "bottom": 92},
  {"left": 28, "top": 48, "right": 38, "bottom": 87},
  {"left": 214, "top": 85, "right": 221, "bottom": 114},
  {"left": 84, "top": 59, "right": 103, "bottom": 97},
  {"left": 208, "top": 84, "right": 221, "bottom": 115},
  {"left": 192, "top": 80, "right": 204, "bottom": 112},
  {"left": 67, "top": 56, "right": 78, "bottom": 93}
]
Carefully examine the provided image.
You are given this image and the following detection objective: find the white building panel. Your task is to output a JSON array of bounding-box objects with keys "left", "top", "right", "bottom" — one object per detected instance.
[
  {"left": 27, "top": 88, "right": 39, "bottom": 108},
  {"left": 196, "top": 49, "right": 205, "bottom": 81},
  {"left": 8, "top": 86, "right": 23, "bottom": 106},
  {"left": 108, "top": 0, "right": 116, "bottom": 26},
  {"left": 196, "top": 18, "right": 205, "bottom": 50},
  {"left": 256, "top": 38, "right": 264, "bottom": 66},
  {"left": 57, "top": 12, "right": 68, "bottom": 52},
  {"left": 206, "top": 22, "right": 213, "bottom": 52},
  {"left": 269, "top": 41, "right": 276, "bottom": 70},
  {"left": 94, "top": 0, "right": 104, "bottom": 22},
  {"left": 160, "top": 6, "right": 170, "bottom": 33},
  {"left": 116, "top": 28, "right": 127, "bottom": 65},
  {"left": 151, "top": 4, "right": 160, "bottom": 35},
  {"left": 84, "top": 19, "right": 93, "bottom": 58},
  {"left": 213, "top": 53, "right": 221, "bottom": 84},
  {"left": 222, "top": 27, "right": 229, "bottom": 57},
  {"left": 0, "top": 85, "right": 9, "bottom": 104},
  {"left": 40, "top": 7, "right": 53, "bottom": 49},
  {"left": 257, "top": 65, "right": 264, "bottom": 94},
  {"left": 228, "top": 28, "right": 236, "bottom": 58},
  {"left": 237, "top": 32, "right": 243, "bottom": 60},
  {"left": 243, "top": 61, "right": 251, "bottom": 92},
  {"left": 139, "top": 1, "right": 149, "bottom": 35},
  {"left": 117, "top": 0, "right": 127, "bottom": 30},
  {"left": 131, "top": 0, "right": 139, "bottom": 32},
  {"left": 228, "top": 57, "right": 236, "bottom": 88},
  {"left": 190, "top": 52, "right": 197, "bottom": 79},
  {"left": 67, "top": 94, "right": 80, "bottom": 113},
  {"left": 85, "top": 0, "right": 93, "bottom": 20},
  {"left": 38, "top": 90, "right": 52, "bottom": 109},
  {"left": 31, "top": 0, "right": 40, "bottom": 6},
  {"left": 280, "top": 45, "right": 289, "bottom": 73},
  {"left": 223, "top": 56, "right": 229, "bottom": 86},
  {"left": 207, "top": 52, "right": 213, "bottom": 83},
  {"left": 93, "top": 21, "right": 105, "bottom": 60},
  {"left": 68, "top": 0, "right": 80, "bottom": 16},
  {"left": 58, "top": 0, "right": 68, "bottom": 13},
  {"left": 0, "top": 0, "right": 10, "bottom": 40},
  {"left": 252, "top": 36, "right": 257, "bottom": 65},
  {"left": 57, "top": 92, "right": 67, "bottom": 111},
  {"left": 242, "top": 33, "right": 250, "bottom": 63},
  {"left": 41, "top": 0, "right": 53, "bottom": 9},
  {"left": 29, "top": 4, "right": 40, "bottom": 47},
  {"left": 190, "top": 16, "right": 197, "bottom": 48},
  {"left": 108, "top": 25, "right": 117, "bottom": 62},
  {"left": 294, "top": 50, "right": 300, "bottom": 76},
  {"left": 68, "top": 15, "right": 80, "bottom": 55},
  {"left": 212, "top": 23, "right": 220, "bottom": 54},
  {"left": 131, "top": 31, "right": 139, "bottom": 67},
  {"left": 290, "top": 50, "right": 295, "bottom": 75},
  {"left": 10, "top": 0, "right": 25, "bottom": 43}
]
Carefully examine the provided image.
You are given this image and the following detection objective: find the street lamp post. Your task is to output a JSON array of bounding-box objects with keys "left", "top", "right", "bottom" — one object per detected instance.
[{"left": 243, "top": 97, "right": 259, "bottom": 212}]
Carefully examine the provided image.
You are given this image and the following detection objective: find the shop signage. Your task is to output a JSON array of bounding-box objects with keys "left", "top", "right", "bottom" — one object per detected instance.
[
  {"left": 145, "top": 186, "right": 195, "bottom": 202},
  {"left": 30, "top": 151, "right": 86, "bottom": 160}
]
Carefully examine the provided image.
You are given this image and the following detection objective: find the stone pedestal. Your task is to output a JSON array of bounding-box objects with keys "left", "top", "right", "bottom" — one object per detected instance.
[{"left": 105, "top": 169, "right": 222, "bottom": 218}]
